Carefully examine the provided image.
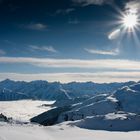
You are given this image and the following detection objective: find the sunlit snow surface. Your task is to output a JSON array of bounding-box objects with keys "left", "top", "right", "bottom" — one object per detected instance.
[
  {"left": 0, "top": 100, "right": 55, "bottom": 122},
  {"left": 0, "top": 122, "right": 140, "bottom": 140},
  {"left": 0, "top": 100, "right": 140, "bottom": 140}
]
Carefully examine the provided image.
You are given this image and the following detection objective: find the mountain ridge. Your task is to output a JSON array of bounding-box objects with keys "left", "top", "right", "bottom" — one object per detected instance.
[{"left": 0, "top": 79, "right": 136, "bottom": 101}]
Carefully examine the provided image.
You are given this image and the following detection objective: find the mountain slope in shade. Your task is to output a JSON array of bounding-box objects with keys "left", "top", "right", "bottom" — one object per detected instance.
[
  {"left": 113, "top": 83, "right": 140, "bottom": 113},
  {"left": 0, "top": 88, "right": 29, "bottom": 101}
]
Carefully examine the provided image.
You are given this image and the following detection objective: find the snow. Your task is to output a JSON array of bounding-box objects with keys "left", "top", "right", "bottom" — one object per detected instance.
[
  {"left": 0, "top": 99, "right": 140, "bottom": 140},
  {"left": 0, "top": 80, "right": 140, "bottom": 139},
  {"left": 114, "top": 85, "right": 140, "bottom": 113},
  {"left": 107, "top": 96, "right": 118, "bottom": 103},
  {"left": 73, "top": 112, "right": 140, "bottom": 131},
  {"left": 58, "top": 95, "right": 118, "bottom": 122},
  {"left": 0, "top": 122, "right": 140, "bottom": 140},
  {"left": 0, "top": 100, "right": 54, "bottom": 122},
  {"left": 105, "top": 112, "right": 128, "bottom": 120}
]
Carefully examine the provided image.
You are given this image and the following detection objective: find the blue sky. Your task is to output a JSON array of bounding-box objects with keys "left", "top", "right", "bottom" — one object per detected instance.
[{"left": 0, "top": 0, "right": 140, "bottom": 83}]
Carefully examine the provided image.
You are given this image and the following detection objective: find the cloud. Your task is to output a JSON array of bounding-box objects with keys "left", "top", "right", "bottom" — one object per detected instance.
[
  {"left": 125, "top": 0, "right": 140, "bottom": 14},
  {"left": 24, "top": 23, "right": 47, "bottom": 31},
  {"left": 29, "top": 45, "right": 57, "bottom": 53},
  {"left": 0, "top": 50, "right": 6, "bottom": 55},
  {"left": 0, "top": 72, "right": 140, "bottom": 83},
  {"left": 72, "top": 0, "right": 113, "bottom": 6},
  {"left": 56, "top": 8, "right": 75, "bottom": 14},
  {"left": 1, "top": 57, "right": 140, "bottom": 71},
  {"left": 85, "top": 48, "right": 119, "bottom": 56},
  {"left": 108, "top": 29, "right": 121, "bottom": 40}
]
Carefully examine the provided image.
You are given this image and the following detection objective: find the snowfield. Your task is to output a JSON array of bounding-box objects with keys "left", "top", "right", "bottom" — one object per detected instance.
[
  {"left": 0, "top": 100, "right": 54, "bottom": 122},
  {"left": 0, "top": 122, "right": 140, "bottom": 140},
  {"left": 0, "top": 98, "right": 140, "bottom": 140}
]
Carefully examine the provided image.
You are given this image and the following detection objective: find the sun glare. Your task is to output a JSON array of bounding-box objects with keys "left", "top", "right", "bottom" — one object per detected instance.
[{"left": 123, "top": 13, "right": 138, "bottom": 29}]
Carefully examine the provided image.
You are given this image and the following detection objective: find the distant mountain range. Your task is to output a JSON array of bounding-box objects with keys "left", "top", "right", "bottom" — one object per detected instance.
[{"left": 0, "top": 79, "right": 135, "bottom": 101}]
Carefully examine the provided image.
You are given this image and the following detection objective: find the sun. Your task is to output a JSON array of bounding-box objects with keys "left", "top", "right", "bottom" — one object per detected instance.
[{"left": 123, "top": 13, "right": 138, "bottom": 29}]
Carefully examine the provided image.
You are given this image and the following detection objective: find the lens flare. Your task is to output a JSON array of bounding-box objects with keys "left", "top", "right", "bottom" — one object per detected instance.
[{"left": 123, "top": 13, "right": 138, "bottom": 29}]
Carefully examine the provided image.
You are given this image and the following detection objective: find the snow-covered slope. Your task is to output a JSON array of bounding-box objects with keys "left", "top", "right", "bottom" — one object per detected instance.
[
  {"left": 58, "top": 82, "right": 140, "bottom": 120},
  {"left": 58, "top": 94, "right": 118, "bottom": 122},
  {"left": 52, "top": 82, "right": 140, "bottom": 131},
  {"left": 0, "top": 123, "right": 140, "bottom": 140},
  {"left": 73, "top": 112, "right": 140, "bottom": 131},
  {"left": 113, "top": 84, "right": 140, "bottom": 113}
]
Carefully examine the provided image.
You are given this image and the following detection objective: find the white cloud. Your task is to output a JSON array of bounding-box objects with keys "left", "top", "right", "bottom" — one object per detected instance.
[
  {"left": 72, "top": 0, "right": 113, "bottom": 6},
  {"left": 125, "top": 0, "right": 140, "bottom": 14},
  {"left": 25, "top": 23, "right": 47, "bottom": 31},
  {"left": 0, "top": 72, "right": 140, "bottom": 83},
  {"left": 108, "top": 29, "right": 121, "bottom": 40},
  {"left": 0, "top": 50, "right": 6, "bottom": 55},
  {"left": 85, "top": 48, "right": 119, "bottom": 56},
  {"left": 1, "top": 57, "right": 140, "bottom": 71},
  {"left": 29, "top": 45, "right": 57, "bottom": 53}
]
